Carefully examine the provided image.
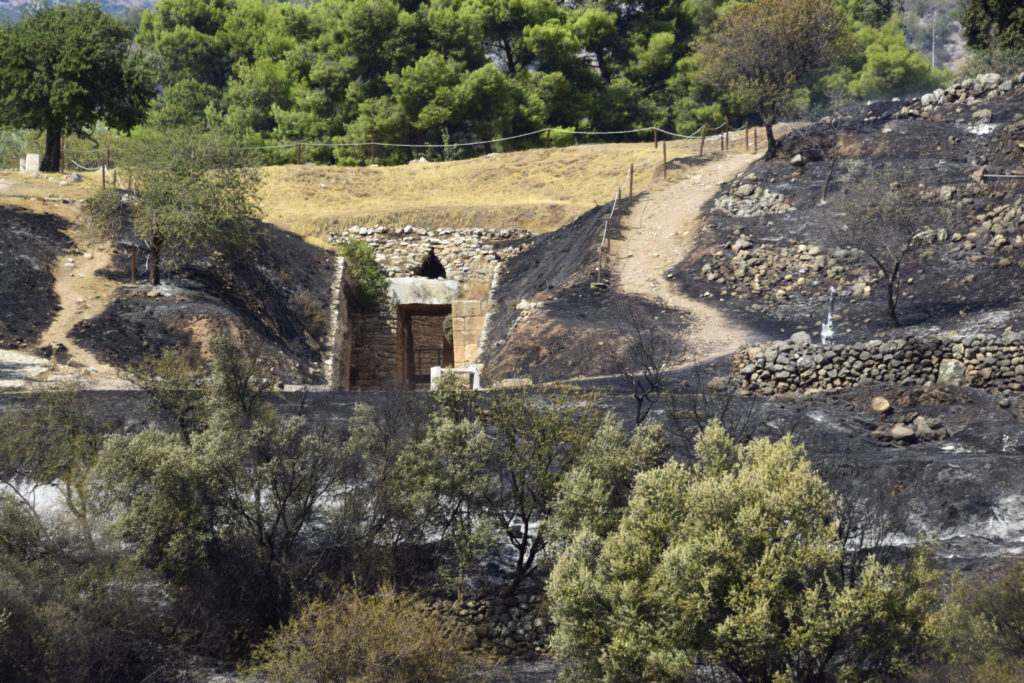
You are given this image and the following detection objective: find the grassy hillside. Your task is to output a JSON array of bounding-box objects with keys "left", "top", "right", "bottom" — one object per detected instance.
[{"left": 258, "top": 140, "right": 717, "bottom": 246}]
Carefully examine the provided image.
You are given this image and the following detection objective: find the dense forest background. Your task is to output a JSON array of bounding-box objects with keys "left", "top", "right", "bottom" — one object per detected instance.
[{"left": 0, "top": 0, "right": 962, "bottom": 166}]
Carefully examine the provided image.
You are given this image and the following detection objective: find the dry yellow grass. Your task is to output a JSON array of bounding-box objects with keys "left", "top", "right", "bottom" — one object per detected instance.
[
  {"left": 258, "top": 138, "right": 730, "bottom": 246},
  {"left": 3, "top": 128, "right": 783, "bottom": 248}
]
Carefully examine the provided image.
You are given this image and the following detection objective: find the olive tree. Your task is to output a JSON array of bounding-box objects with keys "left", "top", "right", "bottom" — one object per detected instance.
[
  {"left": 697, "top": 0, "right": 850, "bottom": 158},
  {"left": 548, "top": 422, "right": 939, "bottom": 682},
  {"left": 85, "top": 126, "right": 261, "bottom": 285}
]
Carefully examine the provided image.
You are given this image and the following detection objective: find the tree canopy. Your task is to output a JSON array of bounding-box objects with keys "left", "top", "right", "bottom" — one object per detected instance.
[
  {"left": 0, "top": 2, "right": 153, "bottom": 171},
  {"left": 548, "top": 422, "right": 939, "bottom": 682},
  {"left": 698, "top": 0, "right": 852, "bottom": 158}
]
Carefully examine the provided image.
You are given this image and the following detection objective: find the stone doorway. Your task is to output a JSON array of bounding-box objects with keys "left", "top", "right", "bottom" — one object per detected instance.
[{"left": 397, "top": 304, "right": 454, "bottom": 389}]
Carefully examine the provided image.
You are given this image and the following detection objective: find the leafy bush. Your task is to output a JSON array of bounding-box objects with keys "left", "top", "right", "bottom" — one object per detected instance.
[
  {"left": 923, "top": 560, "right": 1024, "bottom": 681},
  {"left": 247, "top": 587, "right": 474, "bottom": 683},
  {"left": 549, "top": 421, "right": 939, "bottom": 682},
  {"left": 338, "top": 237, "right": 388, "bottom": 309}
]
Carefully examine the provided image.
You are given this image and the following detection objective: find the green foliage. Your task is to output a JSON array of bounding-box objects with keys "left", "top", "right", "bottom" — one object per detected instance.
[
  {"left": 549, "top": 415, "right": 667, "bottom": 544},
  {"left": 339, "top": 237, "right": 388, "bottom": 309},
  {"left": 925, "top": 560, "right": 1024, "bottom": 681},
  {"left": 0, "top": 495, "right": 161, "bottom": 682},
  {"left": 85, "top": 125, "right": 262, "bottom": 285},
  {"left": 961, "top": 0, "right": 1024, "bottom": 53},
  {"left": 825, "top": 16, "right": 950, "bottom": 102},
  {"left": 247, "top": 586, "right": 474, "bottom": 682},
  {"left": 399, "top": 375, "right": 605, "bottom": 592},
  {"left": 698, "top": 0, "right": 852, "bottom": 157},
  {"left": 94, "top": 336, "right": 349, "bottom": 644},
  {"left": 0, "top": 1, "right": 154, "bottom": 172},
  {"left": 0, "top": 383, "right": 106, "bottom": 532},
  {"left": 549, "top": 422, "right": 939, "bottom": 682}
]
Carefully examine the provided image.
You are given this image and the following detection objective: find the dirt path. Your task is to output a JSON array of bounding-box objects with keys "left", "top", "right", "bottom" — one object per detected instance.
[
  {"left": 43, "top": 245, "right": 127, "bottom": 383},
  {"left": 613, "top": 149, "right": 760, "bottom": 363}
]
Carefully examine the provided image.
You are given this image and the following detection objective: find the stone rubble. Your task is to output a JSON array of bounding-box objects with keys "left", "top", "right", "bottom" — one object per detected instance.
[
  {"left": 433, "top": 593, "right": 552, "bottom": 656},
  {"left": 896, "top": 71, "right": 1024, "bottom": 119}
]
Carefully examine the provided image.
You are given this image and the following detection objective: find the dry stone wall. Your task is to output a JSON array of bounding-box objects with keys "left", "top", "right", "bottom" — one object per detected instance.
[
  {"left": 899, "top": 72, "right": 1024, "bottom": 119},
  {"left": 330, "top": 225, "right": 532, "bottom": 282},
  {"left": 434, "top": 593, "right": 552, "bottom": 656},
  {"left": 735, "top": 332, "right": 1024, "bottom": 395}
]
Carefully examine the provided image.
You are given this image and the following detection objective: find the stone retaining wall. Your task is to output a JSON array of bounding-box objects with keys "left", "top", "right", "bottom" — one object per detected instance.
[
  {"left": 434, "top": 593, "right": 552, "bottom": 656},
  {"left": 734, "top": 332, "right": 1024, "bottom": 395}
]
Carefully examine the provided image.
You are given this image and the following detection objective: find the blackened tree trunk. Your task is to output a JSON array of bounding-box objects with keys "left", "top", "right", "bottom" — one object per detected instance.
[{"left": 41, "top": 127, "right": 61, "bottom": 172}]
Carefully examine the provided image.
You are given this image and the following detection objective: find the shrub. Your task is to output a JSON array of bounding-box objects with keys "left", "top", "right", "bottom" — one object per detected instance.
[
  {"left": 549, "top": 422, "right": 939, "bottom": 682},
  {"left": 338, "top": 237, "right": 388, "bottom": 309},
  {"left": 247, "top": 586, "right": 475, "bottom": 683}
]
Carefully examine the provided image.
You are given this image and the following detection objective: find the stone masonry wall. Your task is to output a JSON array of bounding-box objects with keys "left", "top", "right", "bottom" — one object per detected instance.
[
  {"left": 350, "top": 309, "right": 400, "bottom": 389},
  {"left": 735, "top": 332, "right": 1024, "bottom": 395}
]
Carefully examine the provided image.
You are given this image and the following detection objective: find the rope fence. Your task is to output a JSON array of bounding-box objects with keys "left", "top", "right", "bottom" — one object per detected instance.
[{"left": 590, "top": 118, "right": 769, "bottom": 288}]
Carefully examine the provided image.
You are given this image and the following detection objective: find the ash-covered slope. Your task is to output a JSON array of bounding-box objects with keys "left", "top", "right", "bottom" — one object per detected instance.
[{"left": 673, "top": 72, "right": 1024, "bottom": 344}]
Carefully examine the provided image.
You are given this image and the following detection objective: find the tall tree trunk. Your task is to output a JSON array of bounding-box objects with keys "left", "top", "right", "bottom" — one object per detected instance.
[{"left": 41, "top": 127, "right": 61, "bottom": 172}]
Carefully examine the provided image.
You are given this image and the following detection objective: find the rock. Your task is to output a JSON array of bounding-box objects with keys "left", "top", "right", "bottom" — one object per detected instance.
[
  {"left": 913, "top": 415, "right": 937, "bottom": 440},
  {"left": 789, "top": 154, "right": 805, "bottom": 167},
  {"left": 789, "top": 331, "right": 812, "bottom": 346},
  {"left": 973, "top": 108, "right": 993, "bottom": 123},
  {"left": 733, "top": 183, "right": 756, "bottom": 198},
  {"left": 731, "top": 237, "right": 753, "bottom": 251},
  {"left": 937, "top": 358, "right": 965, "bottom": 386},
  {"left": 938, "top": 185, "right": 956, "bottom": 202},
  {"left": 890, "top": 424, "right": 916, "bottom": 441},
  {"left": 68, "top": 172, "right": 82, "bottom": 183},
  {"left": 871, "top": 396, "right": 892, "bottom": 414},
  {"left": 971, "top": 167, "right": 988, "bottom": 183}
]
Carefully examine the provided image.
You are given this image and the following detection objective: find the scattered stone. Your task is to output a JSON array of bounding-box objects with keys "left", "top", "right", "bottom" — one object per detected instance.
[{"left": 871, "top": 396, "right": 892, "bottom": 414}]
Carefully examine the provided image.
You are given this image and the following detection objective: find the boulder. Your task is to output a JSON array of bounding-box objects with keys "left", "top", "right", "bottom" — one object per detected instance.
[
  {"left": 937, "top": 358, "right": 965, "bottom": 386},
  {"left": 789, "top": 331, "right": 812, "bottom": 346},
  {"left": 871, "top": 396, "right": 892, "bottom": 414},
  {"left": 891, "top": 423, "right": 916, "bottom": 441},
  {"left": 733, "top": 183, "right": 756, "bottom": 198},
  {"left": 789, "top": 154, "right": 805, "bottom": 167}
]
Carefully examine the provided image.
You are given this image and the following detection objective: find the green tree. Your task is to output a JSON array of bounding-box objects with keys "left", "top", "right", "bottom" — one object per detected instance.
[
  {"left": 94, "top": 336, "right": 349, "bottom": 642},
  {"left": 85, "top": 125, "right": 261, "bottom": 285},
  {"left": 961, "top": 0, "right": 1024, "bottom": 53},
  {"left": 548, "top": 422, "right": 939, "bottom": 682},
  {"left": 698, "top": 0, "right": 851, "bottom": 158},
  {"left": 0, "top": 2, "right": 153, "bottom": 172}
]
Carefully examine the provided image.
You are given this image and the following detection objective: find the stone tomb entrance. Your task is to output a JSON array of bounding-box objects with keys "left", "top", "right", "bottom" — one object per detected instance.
[{"left": 398, "top": 304, "right": 454, "bottom": 389}]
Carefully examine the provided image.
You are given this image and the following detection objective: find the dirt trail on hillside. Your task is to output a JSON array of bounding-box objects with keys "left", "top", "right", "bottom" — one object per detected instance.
[{"left": 614, "top": 150, "right": 759, "bottom": 363}]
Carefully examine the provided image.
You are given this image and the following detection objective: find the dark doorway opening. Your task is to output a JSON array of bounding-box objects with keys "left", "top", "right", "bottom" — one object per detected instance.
[
  {"left": 397, "top": 304, "right": 454, "bottom": 389},
  {"left": 417, "top": 249, "right": 447, "bottom": 279}
]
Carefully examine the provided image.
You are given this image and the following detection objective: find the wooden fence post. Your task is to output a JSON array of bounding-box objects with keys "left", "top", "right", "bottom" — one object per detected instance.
[
  {"left": 754, "top": 128, "right": 758, "bottom": 154},
  {"left": 131, "top": 245, "right": 137, "bottom": 285},
  {"left": 653, "top": 126, "right": 658, "bottom": 148},
  {"left": 296, "top": 142, "right": 302, "bottom": 165},
  {"left": 699, "top": 125, "right": 706, "bottom": 156},
  {"left": 615, "top": 189, "right": 621, "bottom": 228},
  {"left": 662, "top": 141, "right": 667, "bottom": 178},
  {"left": 370, "top": 135, "right": 375, "bottom": 164},
  {"left": 725, "top": 120, "right": 729, "bottom": 150},
  {"left": 546, "top": 129, "right": 551, "bottom": 148},
  {"left": 629, "top": 163, "right": 634, "bottom": 203},
  {"left": 745, "top": 121, "right": 750, "bottom": 150}
]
